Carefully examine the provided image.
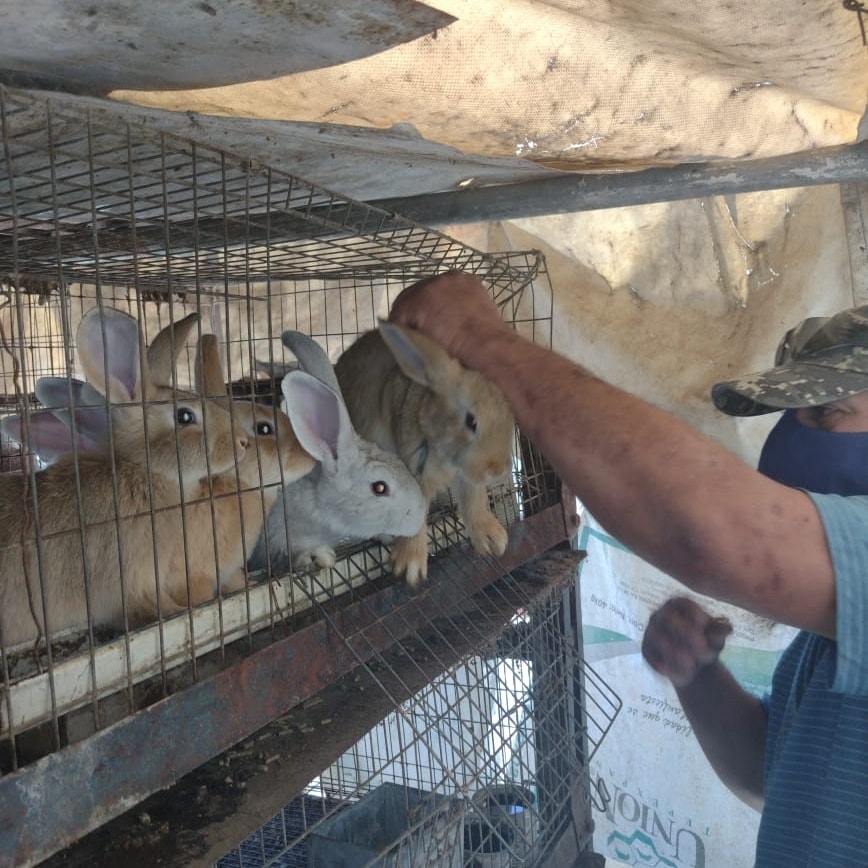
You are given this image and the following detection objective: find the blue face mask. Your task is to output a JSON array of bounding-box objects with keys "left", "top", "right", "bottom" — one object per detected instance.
[{"left": 757, "top": 409, "right": 868, "bottom": 495}]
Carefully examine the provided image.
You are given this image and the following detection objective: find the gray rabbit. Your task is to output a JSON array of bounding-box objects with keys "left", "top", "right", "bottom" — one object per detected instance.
[{"left": 248, "top": 330, "right": 427, "bottom": 575}]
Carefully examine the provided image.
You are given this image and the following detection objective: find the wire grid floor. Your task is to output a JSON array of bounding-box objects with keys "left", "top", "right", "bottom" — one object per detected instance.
[{"left": 216, "top": 556, "right": 621, "bottom": 868}]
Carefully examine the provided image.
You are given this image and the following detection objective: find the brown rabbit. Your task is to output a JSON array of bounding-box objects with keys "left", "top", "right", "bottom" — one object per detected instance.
[
  {"left": 161, "top": 333, "right": 321, "bottom": 602},
  {"left": 0, "top": 307, "right": 248, "bottom": 650},
  {"left": 334, "top": 321, "right": 515, "bottom": 587}
]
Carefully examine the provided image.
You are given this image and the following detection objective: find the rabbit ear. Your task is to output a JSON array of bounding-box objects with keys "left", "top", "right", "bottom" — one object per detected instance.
[
  {"left": 280, "top": 370, "right": 350, "bottom": 472},
  {"left": 1, "top": 411, "right": 68, "bottom": 463},
  {"left": 195, "top": 334, "right": 227, "bottom": 398},
  {"left": 35, "top": 375, "right": 86, "bottom": 409},
  {"left": 35, "top": 376, "right": 110, "bottom": 446},
  {"left": 147, "top": 312, "right": 201, "bottom": 387},
  {"left": 280, "top": 331, "right": 342, "bottom": 394},
  {"left": 0, "top": 414, "right": 30, "bottom": 450},
  {"left": 77, "top": 307, "right": 145, "bottom": 403},
  {"left": 377, "top": 320, "right": 457, "bottom": 390},
  {"left": 36, "top": 376, "right": 106, "bottom": 413},
  {"left": 1, "top": 410, "right": 103, "bottom": 465}
]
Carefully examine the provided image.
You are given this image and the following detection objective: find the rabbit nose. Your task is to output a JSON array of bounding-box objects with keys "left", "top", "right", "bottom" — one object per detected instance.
[{"left": 237, "top": 431, "right": 249, "bottom": 452}]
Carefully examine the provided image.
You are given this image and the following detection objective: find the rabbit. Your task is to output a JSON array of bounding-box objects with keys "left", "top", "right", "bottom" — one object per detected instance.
[
  {"left": 6, "top": 312, "right": 208, "bottom": 467},
  {"left": 6, "top": 329, "right": 330, "bottom": 603},
  {"left": 247, "top": 330, "right": 427, "bottom": 575},
  {"left": 1, "top": 404, "right": 105, "bottom": 468},
  {"left": 0, "top": 306, "right": 249, "bottom": 650},
  {"left": 334, "top": 321, "right": 516, "bottom": 588},
  {"left": 160, "top": 332, "right": 328, "bottom": 598}
]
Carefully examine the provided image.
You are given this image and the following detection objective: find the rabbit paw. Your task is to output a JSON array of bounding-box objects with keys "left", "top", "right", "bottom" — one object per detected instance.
[
  {"left": 467, "top": 512, "right": 509, "bottom": 557},
  {"left": 310, "top": 546, "right": 337, "bottom": 569},
  {"left": 391, "top": 534, "right": 429, "bottom": 589}
]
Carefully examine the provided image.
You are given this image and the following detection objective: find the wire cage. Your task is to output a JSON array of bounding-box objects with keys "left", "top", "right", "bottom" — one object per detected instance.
[
  {"left": 0, "top": 85, "right": 619, "bottom": 867},
  {"left": 217, "top": 557, "right": 621, "bottom": 868}
]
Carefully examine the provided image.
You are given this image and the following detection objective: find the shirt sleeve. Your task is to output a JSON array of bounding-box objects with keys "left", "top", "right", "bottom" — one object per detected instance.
[{"left": 807, "top": 493, "right": 868, "bottom": 695}]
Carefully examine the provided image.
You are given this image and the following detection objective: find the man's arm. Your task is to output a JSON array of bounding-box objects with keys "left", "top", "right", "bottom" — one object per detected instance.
[
  {"left": 642, "top": 598, "right": 767, "bottom": 811},
  {"left": 389, "top": 272, "right": 836, "bottom": 637},
  {"left": 675, "top": 662, "right": 767, "bottom": 810}
]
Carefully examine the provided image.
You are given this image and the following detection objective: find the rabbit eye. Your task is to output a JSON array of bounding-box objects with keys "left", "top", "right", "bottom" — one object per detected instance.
[
  {"left": 177, "top": 407, "right": 197, "bottom": 426},
  {"left": 371, "top": 480, "right": 390, "bottom": 497},
  {"left": 255, "top": 421, "right": 274, "bottom": 436},
  {"left": 464, "top": 412, "right": 478, "bottom": 434}
]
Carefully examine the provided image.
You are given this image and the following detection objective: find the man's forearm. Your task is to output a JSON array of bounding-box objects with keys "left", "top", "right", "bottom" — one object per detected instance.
[
  {"left": 675, "top": 661, "right": 767, "bottom": 811},
  {"left": 459, "top": 328, "right": 836, "bottom": 635},
  {"left": 388, "top": 273, "right": 836, "bottom": 634}
]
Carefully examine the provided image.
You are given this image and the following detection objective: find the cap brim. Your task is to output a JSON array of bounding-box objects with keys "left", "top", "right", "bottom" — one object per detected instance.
[{"left": 712, "top": 361, "right": 868, "bottom": 417}]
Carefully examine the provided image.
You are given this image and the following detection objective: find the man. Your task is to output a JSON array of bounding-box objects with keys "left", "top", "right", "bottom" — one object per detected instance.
[{"left": 388, "top": 271, "right": 867, "bottom": 867}]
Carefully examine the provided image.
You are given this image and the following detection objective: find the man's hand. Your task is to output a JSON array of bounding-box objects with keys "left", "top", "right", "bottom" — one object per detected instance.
[
  {"left": 642, "top": 596, "right": 733, "bottom": 688},
  {"left": 388, "top": 271, "right": 510, "bottom": 365}
]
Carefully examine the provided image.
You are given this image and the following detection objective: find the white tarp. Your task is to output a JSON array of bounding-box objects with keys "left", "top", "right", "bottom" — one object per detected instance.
[{"left": 112, "top": 1, "right": 868, "bottom": 172}]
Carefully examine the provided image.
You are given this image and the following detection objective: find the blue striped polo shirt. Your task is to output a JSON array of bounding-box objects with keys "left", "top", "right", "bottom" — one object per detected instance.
[{"left": 755, "top": 493, "right": 868, "bottom": 867}]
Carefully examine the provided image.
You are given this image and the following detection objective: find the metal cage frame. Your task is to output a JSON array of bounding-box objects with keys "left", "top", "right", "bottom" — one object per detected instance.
[{"left": 0, "top": 86, "right": 619, "bottom": 868}]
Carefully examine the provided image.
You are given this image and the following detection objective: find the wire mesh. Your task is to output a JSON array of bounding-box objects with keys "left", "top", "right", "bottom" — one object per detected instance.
[
  {"left": 0, "top": 85, "right": 619, "bottom": 866},
  {"left": 0, "top": 87, "right": 535, "bottom": 294},
  {"left": 216, "top": 557, "right": 621, "bottom": 868}
]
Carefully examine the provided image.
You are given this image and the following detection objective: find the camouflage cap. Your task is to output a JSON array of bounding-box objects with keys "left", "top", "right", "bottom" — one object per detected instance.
[{"left": 711, "top": 305, "right": 868, "bottom": 416}]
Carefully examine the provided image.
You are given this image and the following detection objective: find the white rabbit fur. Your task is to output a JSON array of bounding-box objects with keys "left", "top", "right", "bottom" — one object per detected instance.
[
  {"left": 248, "top": 330, "right": 427, "bottom": 574},
  {"left": 0, "top": 307, "right": 249, "bottom": 650},
  {"left": 334, "top": 321, "right": 516, "bottom": 588}
]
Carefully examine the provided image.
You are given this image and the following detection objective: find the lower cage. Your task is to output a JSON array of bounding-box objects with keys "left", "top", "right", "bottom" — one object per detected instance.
[
  {"left": 40, "top": 548, "right": 620, "bottom": 867},
  {"left": 215, "top": 552, "right": 622, "bottom": 868}
]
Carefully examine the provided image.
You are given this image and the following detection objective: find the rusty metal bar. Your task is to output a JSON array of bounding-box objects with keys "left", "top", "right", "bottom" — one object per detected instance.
[
  {"left": 0, "top": 503, "right": 569, "bottom": 868},
  {"left": 366, "top": 140, "right": 868, "bottom": 226}
]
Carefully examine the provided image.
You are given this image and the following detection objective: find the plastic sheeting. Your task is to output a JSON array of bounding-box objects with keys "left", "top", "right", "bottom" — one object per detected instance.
[{"left": 0, "top": 0, "right": 454, "bottom": 91}]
